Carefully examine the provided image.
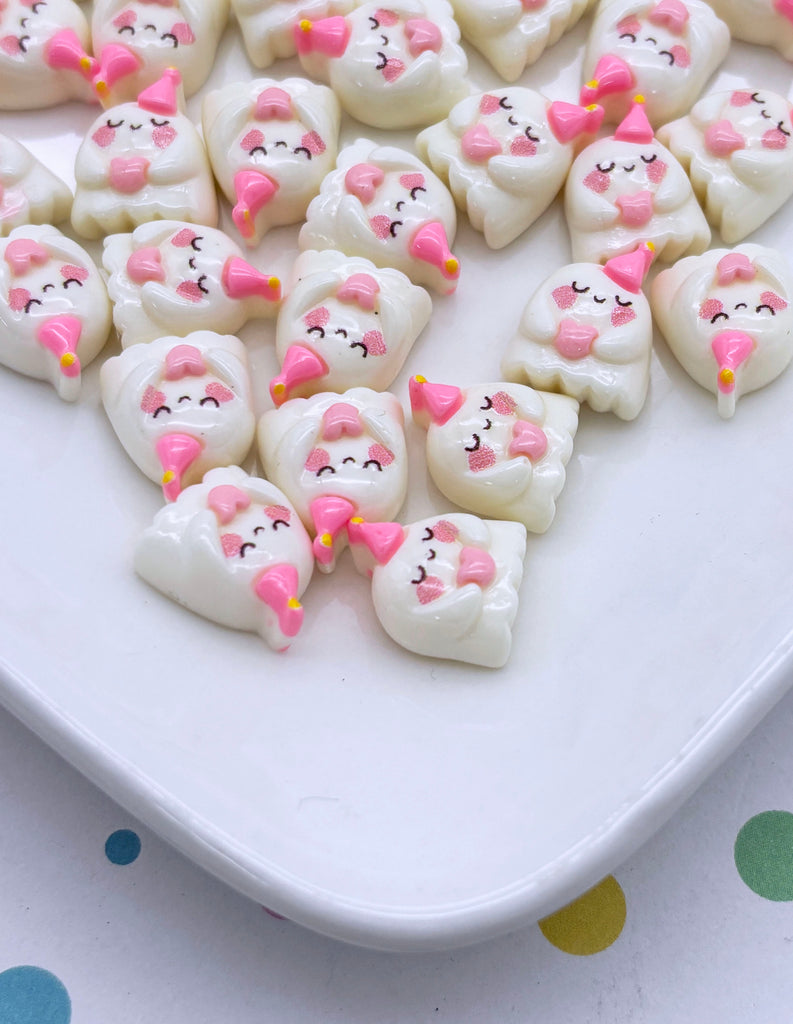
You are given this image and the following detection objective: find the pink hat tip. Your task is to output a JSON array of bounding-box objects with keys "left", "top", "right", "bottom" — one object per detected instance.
[
  {"left": 614, "top": 97, "right": 654, "bottom": 144},
  {"left": 137, "top": 68, "right": 181, "bottom": 115}
]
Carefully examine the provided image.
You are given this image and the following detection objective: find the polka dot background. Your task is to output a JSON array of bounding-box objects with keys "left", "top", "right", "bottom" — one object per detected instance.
[{"left": 4, "top": 687, "right": 793, "bottom": 1023}]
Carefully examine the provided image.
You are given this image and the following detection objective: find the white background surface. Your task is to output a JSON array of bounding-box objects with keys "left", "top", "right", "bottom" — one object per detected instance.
[{"left": 3, "top": 686, "right": 793, "bottom": 1023}]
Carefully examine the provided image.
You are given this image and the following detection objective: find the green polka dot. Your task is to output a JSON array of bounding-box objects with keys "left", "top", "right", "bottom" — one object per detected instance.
[
  {"left": 735, "top": 810, "right": 793, "bottom": 901},
  {"left": 539, "top": 876, "right": 626, "bottom": 955}
]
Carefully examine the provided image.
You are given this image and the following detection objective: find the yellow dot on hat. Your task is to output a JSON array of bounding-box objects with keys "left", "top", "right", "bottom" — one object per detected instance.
[{"left": 539, "top": 876, "right": 626, "bottom": 955}]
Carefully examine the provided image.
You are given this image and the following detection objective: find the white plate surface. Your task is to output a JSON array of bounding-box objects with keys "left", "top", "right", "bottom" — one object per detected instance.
[{"left": 1, "top": 15, "right": 793, "bottom": 952}]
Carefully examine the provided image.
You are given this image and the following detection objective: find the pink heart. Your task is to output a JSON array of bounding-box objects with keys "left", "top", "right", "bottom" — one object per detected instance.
[
  {"left": 704, "top": 120, "right": 745, "bottom": 157},
  {"left": 554, "top": 318, "right": 599, "bottom": 360},
  {"left": 461, "top": 124, "right": 502, "bottom": 162},
  {"left": 404, "top": 18, "right": 442, "bottom": 56},
  {"left": 616, "top": 190, "right": 654, "bottom": 227}
]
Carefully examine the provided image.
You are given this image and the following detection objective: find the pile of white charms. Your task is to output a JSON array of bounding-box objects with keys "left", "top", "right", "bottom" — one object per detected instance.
[{"left": 2, "top": 0, "right": 793, "bottom": 667}]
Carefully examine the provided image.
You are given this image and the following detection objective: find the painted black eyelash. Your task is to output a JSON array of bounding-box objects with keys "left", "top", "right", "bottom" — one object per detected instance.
[
  {"left": 411, "top": 565, "right": 427, "bottom": 584},
  {"left": 307, "top": 325, "right": 325, "bottom": 338},
  {"left": 711, "top": 311, "right": 729, "bottom": 323},
  {"left": 151, "top": 118, "right": 170, "bottom": 126},
  {"left": 756, "top": 304, "right": 776, "bottom": 315},
  {"left": 200, "top": 396, "right": 220, "bottom": 407},
  {"left": 597, "top": 161, "right": 615, "bottom": 173},
  {"left": 572, "top": 281, "right": 589, "bottom": 293},
  {"left": 316, "top": 465, "right": 336, "bottom": 475},
  {"left": 191, "top": 237, "right": 203, "bottom": 251},
  {"left": 778, "top": 121, "right": 791, "bottom": 136},
  {"left": 499, "top": 97, "right": 513, "bottom": 110},
  {"left": 118, "top": 24, "right": 135, "bottom": 35},
  {"left": 153, "top": 405, "right": 171, "bottom": 417},
  {"left": 659, "top": 49, "right": 675, "bottom": 65},
  {"left": 480, "top": 396, "right": 493, "bottom": 410},
  {"left": 369, "top": 15, "right": 380, "bottom": 27},
  {"left": 239, "top": 542, "right": 256, "bottom": 558},
  {"left": 107, "top": 118, "right": 124, "bottom": 128},
  {"left": 524, "top": 126, "right": 540, "bottom": 143},
  {"left": 293, "top": 146, "right": 312, "bottom": 159},
  {"left": 465, "top": 433, "right": 481, "bottom": 452},
  {"left": 375, "top": 51, "right": 387, "bottom": 69},
  {"left": 18, "top": 36, "right": 30, "bottom": 53},
  {"left": 422, "top": 527, "right": 434, "bottom": 541},
  {"left": 751, "top": 92, "right": 765, "bottom": 104},
  {"left": 161, "top": 32, "right": 179, "bottom": 47},
  {"left": 410, "top": 187, "right": 426, "bottom": 200},
  {"left": 363, "top": 459, "right": 383, "bottom": 470},
  {"left": 389, "top": 220, "right": 402, "bottom": 237},
  {"left": 619, "top": 32, "right": 637, "bottom": 41},
  {"left": 23, "top": 297, "right": 42, "bottom": 313},
  {"left": 641, "top": 153, "right": 657, "bottom": 163},
  {"left": 350, "top": 340, "right": 369, "bottom": 356},
  {"left": 197, "top": 275, "right": 209, "bottom": 294},
  {"left": 615, "top": 296, "right": 632, "bottom": 307},
  {"left": 62, "top": 278, "right": 83, "bottom": 289},
  {"left": 271, "top": 519, "right": 289, "bottom": 529}
]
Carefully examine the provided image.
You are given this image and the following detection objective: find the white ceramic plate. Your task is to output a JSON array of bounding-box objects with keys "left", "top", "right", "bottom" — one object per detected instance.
[{"left": 2, "top": 15, "right": 793, "bottom": 952}]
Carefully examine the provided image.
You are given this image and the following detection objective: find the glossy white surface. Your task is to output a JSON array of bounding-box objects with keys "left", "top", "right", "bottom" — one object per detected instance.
[{"left": 1, "top": 19, "right": 793, "bottom": 951}]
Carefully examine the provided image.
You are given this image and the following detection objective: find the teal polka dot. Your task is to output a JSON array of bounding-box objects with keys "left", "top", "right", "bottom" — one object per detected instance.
[
  {"left": 735, "top": 810, "right": 793, "bottom": 901},
  {"left": 0, "top": 966, "right": 71, "bottom": 1024},
  {"left": 105, "top": 829, "right": 141, "bottom": 865}
]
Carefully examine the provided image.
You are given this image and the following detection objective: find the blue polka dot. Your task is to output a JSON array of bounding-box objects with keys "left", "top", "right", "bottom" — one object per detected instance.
[
  {"left": 104, "top": 829, "right": 141, "bottom": 865},
  {"left": 0, "top": 966, "right": 71, "bottom": 1024}
]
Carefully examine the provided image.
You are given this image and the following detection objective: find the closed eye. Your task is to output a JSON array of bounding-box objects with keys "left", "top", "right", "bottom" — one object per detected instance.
[
  {"left": 751, "top": 93, "right": 765, "bottom": 104},
  {"left": 658, "top": 49, "right": 676, "bottom": 65},
  {"left": 191, "top": 237, "right": 203, "bottom": 251},
  {"left": 178, "top": 395, "right": 191, "bottom": 403},
  {"left": 153, "top": 405, "right": 171, "bottom": 417},
  {"left": 410, "top": 186, "right": 426, "bottom": 200},
  {"left": 389, "top": 220, "right": 402, "bottom": 236},
  {"left": 369, "top": 15, "right": 380, "bottom": 27},
  {"left": 422, "top": 526, "right": 434, "bottom": 541},
  {"left": 293, "top": 146, "right": 312, "bottom": 159},
  {"left": 107, "top": 118, "right": 124, "bottom": 128},
  {"left": 619, "top": 32, "right": 637, "bottom": 41},
  {"left": 756, "top": 304, "right": 776, "bottom": 315},
  {"left": 308, "top": 325, "right": 325, "bottom": 338},
  {"left": 711, "top": 311, "right": 729, "bottom": 323},
  {"left": 363, "top": 459, "right": 383, "bottom": 470},
  {"left": 24, "top": 297, "right": 42, "bottom": 313},
  {"left": 761, "top": 109, "right": 772, "bottom": 119},
  {"left": 239, "top": 542, "right": 256, "bottom": 558},
  {"left": 188, "top": 257, "right": 196, "bottom": 270},
  {"left": 316, "top": 464, "right": 336, "bottom": 475},
  {"left": 271, "top": 519, "right": 289, "bottom": 529},
  {"left": 62, "top": 278, "right": 83, "bottom": 288},
  {"left": 499, "top": 97, "right": 513, "bottom": 110},
  {"left": 350, "top": 340, "right": 369, "bottom": 357},
  {"left": 572, "top": 281, "right": 589, "bottom": 293},
  {"left": 376, "top": 51, "right": 387, "bottom": 69},
  {"left": 464, "top": 433, "right": 481, "bottom": 452},
  {"left": 596, "top": 161, "right": 615, "bottom": 173},
  {"left": 42, "top": 283, "right": 54, "bottom": 292},
  {"left": 615, "top": 296, "right": 632, "bottom": 307},
  {"left": 342, "top": 456, "right": 356, "bottom": 464},
  {"left": 151, "top": 118, "right": 170, "bottom": 126},
  {"left": 641, "top": 153, "right": 657, "bottom": 163},
  {"left": 480, "top": 396, "right": 493, "bottom": 410},
  {"left": 200, "top": 396, "right": 220, "bottom": 407},
  {"left": 118, "top": 24, "right": 135, "bottom": 34},
  {"left": 524, "top": 126, "right": 540, "bottom": 142},
  {"left": 197, "top": 275, "right": 209, "bottom": 294},
  {"left": 778, "top": 121, "right": 791, "bottom": 136},
  {"left": 411, "top": 565, "right": 427, "bottom": 584},
  {"left": 161, "top": 32, "right": 179, "bottom": 47},
  {"left": 380, "top": 33, "right": 389, "bottom": 44},
  {"left": 734, "top": 302, "right": 747, "bottom": 309}
]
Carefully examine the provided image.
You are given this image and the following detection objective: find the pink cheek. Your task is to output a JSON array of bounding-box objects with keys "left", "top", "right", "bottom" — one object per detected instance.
[
  {"left": 762, "top": 129, "right": 788, "bottom": 150},
  {"left": 433, "top": 519, "right": 458, "bottom": 543},
  {"left": 761, "top": 290, "right": 788, "bottom": 311},
  {"left": 92, "top": 125, "right": 116, "bottom": 148},
  {"left": 399, "top": 173, "right": 425, "bottom": 191},
  {"left": 731, "top": 90, "right": 753, "bottom": 107},
  {"left": 699, "top": 298, "right": 723, "bottom": 320},
  {"left": 205, "top": 382, "right": 234, "bottom": 403},
  {"left": 646, "top": 159, "right": 667, "bottom": 184},
  {"left": 669, "top": 45, "right": 690, "bottom": 68},
  {"left": 381, "top": 57, "right": 405, "bottom": 82},
  {"left": 171, "top": 22, "right": 195, "bottom": 45},
  {"left": 153, "top": 125, "right": 176, "bottom": 149},
  {"left": 417, "top": 575, "right": 444, "bottom": 604},
  {"left": 0, "top": 36, "right": 22, "bottom": 56},
  {"left": 617, "top": 15, "right": 642, "bottom": 34},
  {"left": 304, "top": 306, "right": 330, "bottom": 329},
  {"left": 510, "top": 136, "right": 537, "bottom": 157},
  {"left": 583, "top": 169, "right": 610, "bottom": 194},
  {"left": 552, "top": 285, "right": 577, "bottom": 310},
  {"left": 611, "top": 306, "right": 636, "bottom": 327},
  {"left": 171, "top": 228, "right": 197, "bottom": 247},
  {"left": 241, "top": 129, "right": 264, "bottom": 153},
  {"left": 140, "top": 386, "right": 166, "bottom": 413},
  {"left": 491, "top": 390, "right": 517, "bottom": 415},
  {"left": 468, "top": 444, "right": 497, "bottom": 473},
  {"left": 369, "top": 215, "right": 392, "bottom": 239},
  {"left": 60, "top": 264, "right": 89, "bottom": 282},
  {"left": 362, "top": 329, "right": 386, "bottom": 355},
  {"left": 301, "top": 131, "right": 326, "bottom": 155},
  {"left": 479, "top": 94, "right": 501, "bottom": 115},
  {"left": 368, "top": 442, "right": 394, "bottom": 465},
  {"left": 305, "top": 447, "right": 330, "bottom": 472},
  {"left": 113, "top": 10, "right": 136, "bottom": 29},
  {"left": 221, "top": 533, "right": 243, "bottom": 558},
  {"left": 8, "top": 288, "right": 30, "bottom": 312},
  {"left": 176, "top": 281, "right": 204, "bottom": 303}
]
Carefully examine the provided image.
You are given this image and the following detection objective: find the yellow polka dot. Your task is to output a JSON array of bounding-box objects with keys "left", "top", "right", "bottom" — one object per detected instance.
[{"left": 539, "top": 876, "right": 626, "bottom": 955}]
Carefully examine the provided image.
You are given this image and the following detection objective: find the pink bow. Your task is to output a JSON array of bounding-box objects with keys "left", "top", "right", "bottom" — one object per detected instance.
[
  {"left": 508, "top": 420, "right": 549, "bottom": 461},
  {"left": 207, "top": 484, "right": 251, "bottom": 525},
  {"left": 647, "top": 0, "right": 689, "bottom": 33},
  {"left": 716, "top": 253, "right": 756, "bottom": 286},
  {"left": 255, "top": 87, "right": 293, "bottom": 121},
  {"left": 4, "top": 238, "right": 49, "bottom": 276},
  {"left": 336, "top": 273, "right": 380, "bottom": 310},
  {"left": 164, "top": 344, "right": 207, "bottom": 380},
  {"left": 321, "top": 402, "right": 363, "bottom": 440}
]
